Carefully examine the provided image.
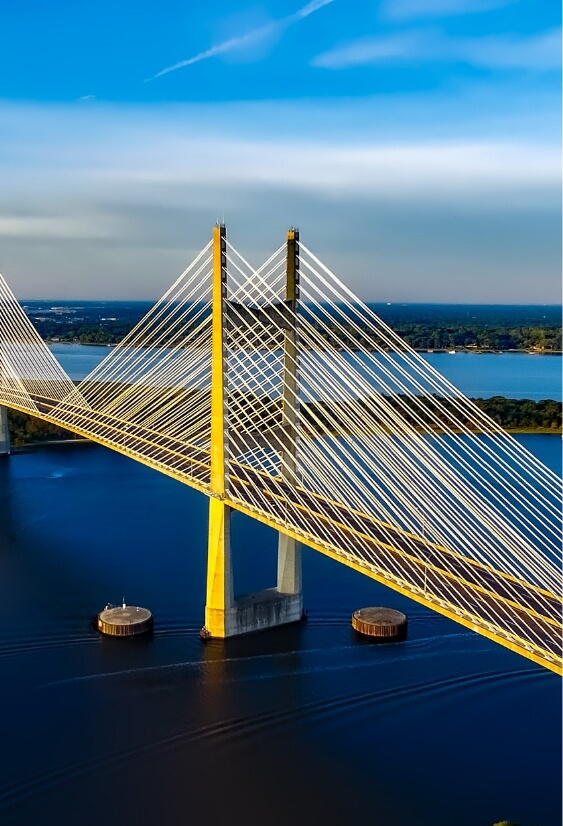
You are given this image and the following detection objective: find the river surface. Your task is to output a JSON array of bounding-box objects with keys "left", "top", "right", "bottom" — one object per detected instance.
[
  {"left": 0, "top": 354, "right": 561, "bottom": 826},
  {"left": 49, "top": 344, "right": 562, "bottom": 401}
]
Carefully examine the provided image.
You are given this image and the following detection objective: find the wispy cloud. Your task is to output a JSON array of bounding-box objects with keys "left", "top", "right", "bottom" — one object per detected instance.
[
  {"left": 313, "top": 28, "right": 562, "bottom": 71},
  {"left": 2, "top": 103, "right": 558, "bottom": 201},
  {"left": 0, "top": 100, "right": 559, "bottom": 302},
  {"left": 0, "top": 214, "right": 119, "bottom": 241},
  {"left": 382, "top": 0, "right": 514, "bottom": 21},
  {"left": 78, "top": 94, "right": 96, "bottom": 101},
  {"left": 147, "top": 0, "right": 335, "bottom": 81}
]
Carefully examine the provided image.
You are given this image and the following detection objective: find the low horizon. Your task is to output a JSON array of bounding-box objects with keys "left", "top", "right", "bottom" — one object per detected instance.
[{"left": 17, "top": 297, "right": 563, "bottom": 308}]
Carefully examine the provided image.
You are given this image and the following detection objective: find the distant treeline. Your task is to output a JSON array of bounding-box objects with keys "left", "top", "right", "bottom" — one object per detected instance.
[
  {"left": 471, "top": 396, "right": 561, "bottom": 431},
  {"left": 6, "top": 395, "right": 561, "bottom": 447},
  {"left": 34, "top": 320, "right": 562, "bottom": 352},
  {"left": 6, "top": 409, "right": 76, "bottom": 446},
  {"left": 372, "top": 323, "right": 561, "bottom": 351},
  {"left": 306, "top": 318, "right": 562, "bottom": 352},
  {"left": 304, "top": 395, "right": 562, "bottom": 434},
  {"left": 38, "top": 322, "right": 562, "bottom": 351},
  {"left": 28, "top": 302, "right": 562, "bottom": 351},
  {"left": 32, "top": 320, "right": 133, "bottom": 345}
]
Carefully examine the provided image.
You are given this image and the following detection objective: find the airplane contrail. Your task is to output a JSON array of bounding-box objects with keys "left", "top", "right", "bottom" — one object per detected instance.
[{"left": 146, "top": 0, "right": 335, "bottom": 81}]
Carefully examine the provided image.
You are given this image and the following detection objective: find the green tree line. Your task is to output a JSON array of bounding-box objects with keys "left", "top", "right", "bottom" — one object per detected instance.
[
  {"left": 6, "top": 409, "right": 76, "bottom": 446},
  {"left": 30, "top": 314, "right": 562, "bottom": 352},
  {"left": 6, "top": 395, "right": 561, "bottom": 448},
  {"left": 308, "top": 321, "right": 562, "bottom": 352},
  {"left": 304, "top": 395, "right": 561, "bottom": 434}
]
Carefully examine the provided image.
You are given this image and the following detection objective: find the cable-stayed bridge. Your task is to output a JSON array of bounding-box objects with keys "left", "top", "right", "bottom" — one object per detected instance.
[{"left": 0, "top": 226, "right": 561, "bottom": 674}]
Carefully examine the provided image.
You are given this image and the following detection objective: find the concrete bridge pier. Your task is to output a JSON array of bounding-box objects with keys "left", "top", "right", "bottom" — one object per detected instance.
[
  {"left": 204, "top": 501, "right": 303, "bottom": 638},
  {"left": 0, "top": 405, "right": 10, "bottom": 456},
  {"left": 276, "top": 533, "right": 303, "bottom": 620}
]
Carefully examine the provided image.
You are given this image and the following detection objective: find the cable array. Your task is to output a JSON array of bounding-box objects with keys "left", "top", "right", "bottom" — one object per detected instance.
[
  {"left": 0, "top": 273, "right": 79, "bottom": 412},
  {"left": 0, "top": 236, "right": 560, "bottom": 671},
  {"left": 49, "top": 243, "right": 214, "bottom": 485},
  {"left": 220, "top": 241, "right": 562, "bottom": 668}
]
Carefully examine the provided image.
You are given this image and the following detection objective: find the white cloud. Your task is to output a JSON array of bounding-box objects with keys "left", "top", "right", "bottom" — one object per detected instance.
[
  {"left": 147, "top": 0, "right": 335, "bottom": 80},
  {"left": 100, "top": 138, "right": 556, "bottom": 199},
  {"left": 0, "top": 99, "right": 559, "bottom": 301},
  {"left": 313, "top": 32, "right": 419, "bottom": 67},
  {"left": 0, "top": 102, "right": 559, "bottom": 205},
  {"left": 0, "top": 215, "right": 121, "bottom": 241},
  {"left": 2, "top": 139, "right": 559, "bottom": 210},
  {"left": 466, "top": 29, "right": 562, "bottom": 70},
  {"left": 382, "top": 0, "right": 514, "bottom": 21},
  {"left": 313, "top": 28, "right": 562, "bottom": 71}
]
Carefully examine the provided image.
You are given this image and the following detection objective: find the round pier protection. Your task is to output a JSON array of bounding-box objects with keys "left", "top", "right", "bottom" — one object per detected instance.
[
  {"left": 352, "top": 607, "right": 407, "bottom": 642},
  {"left": 97, "top": 604, "right": 153, "bottom": 637}
]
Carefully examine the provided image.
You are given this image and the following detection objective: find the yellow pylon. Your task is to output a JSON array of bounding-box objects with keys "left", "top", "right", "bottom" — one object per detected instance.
[{"left": 204, "top": 224, "right": 234, "bottom": 636}]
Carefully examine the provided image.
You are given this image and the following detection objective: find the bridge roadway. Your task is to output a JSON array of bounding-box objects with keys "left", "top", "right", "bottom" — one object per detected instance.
[{"left": 15, "top": 393, "right": 563, "bottom": 668}]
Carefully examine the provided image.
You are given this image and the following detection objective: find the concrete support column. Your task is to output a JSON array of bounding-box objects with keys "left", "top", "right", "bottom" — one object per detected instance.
[
  {"left": 0, "top": 405, "right": 10, "bottom": 456},
  {"left": 277, "top": 229, "right": 302, "bottom": 602},
  {"left": 278, "top": 532, "right": 302, "bottom": 594}
]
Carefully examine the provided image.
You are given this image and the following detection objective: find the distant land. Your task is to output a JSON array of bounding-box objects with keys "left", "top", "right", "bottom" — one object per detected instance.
[
  {"left": 22, "top": 301, "right": 563, "bottom": 353},
  {"left": 5, "top": 302, "right": 561, "bottom": 446},
  {"left": 7, "top": 395, "right": 562, "bottom": 447}
]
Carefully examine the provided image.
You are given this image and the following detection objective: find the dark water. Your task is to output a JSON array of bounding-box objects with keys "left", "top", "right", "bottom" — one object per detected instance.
[
  {"left": 50, "top": 344, "right": 562, "bottom": 401},
  {"left": 0, "top": 436, "right": 561, "bottom": 826}
]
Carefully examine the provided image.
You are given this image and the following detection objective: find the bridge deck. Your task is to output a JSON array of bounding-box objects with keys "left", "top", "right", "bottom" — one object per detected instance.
[{"left": 3, "top": 392, "right": 561, "bottom": 673}]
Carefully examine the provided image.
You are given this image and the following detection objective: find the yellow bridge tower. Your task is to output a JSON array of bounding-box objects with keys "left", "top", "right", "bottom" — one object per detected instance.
[{"left": 203, "top": 225, "right": 304, "bottom": 638}]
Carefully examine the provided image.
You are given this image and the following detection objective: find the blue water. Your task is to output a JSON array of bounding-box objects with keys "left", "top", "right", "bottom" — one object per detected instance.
[
  {"left": 416, "top": 351, "right": 562, "bottom": 401},
  {"left": 0, "top": 435, "right": 561, "bottom": 826},
  {"left": 50, "top": 344, "right": 562, "bottom": 401},
  {"left": 49, "top": 343, "right": 115, "bottom": 380}
]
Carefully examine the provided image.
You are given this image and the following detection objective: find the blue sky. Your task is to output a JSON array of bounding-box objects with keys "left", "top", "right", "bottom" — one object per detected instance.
[{"left": 0, "top": 0, "right": 560, "bottom": 301}]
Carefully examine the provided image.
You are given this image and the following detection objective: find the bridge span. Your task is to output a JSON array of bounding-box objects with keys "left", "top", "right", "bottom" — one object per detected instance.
[{"left": 0, "top": 226, "right": 561, "bottom": 674}]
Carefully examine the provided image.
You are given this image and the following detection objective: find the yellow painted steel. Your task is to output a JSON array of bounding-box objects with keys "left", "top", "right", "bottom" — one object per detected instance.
[
  {"left": 0, "top": 390, "right": 214, "bottom": 473},
  {"left": 0, "top": 399, "right": 212, "bottom": 495},
  {"left": 3, "top": 396, "right": 211, "bottom": 473},
  {"left": 221, "top": 496, "right": 563, "bottom": 676},
  {"left": 4, "top": 386, "right": 554, "bottom": 609},
  {"left": 1, "top": 224, "right": 560, "bottom": 668},
  {"left": 9, "top": 385, "right": 557, "bottom": 631},
  {"left": 205, "top": 224, "right": 232, "bottom": 637},
  {"left": 247, "top": 483, "right": 562, "bottom": 629},
  {"left": 300, "top": 483, "right": 559, "bottom": 600},
  {"left": 1, "top": 393, "right": 561, "bottom": 672},
  {"left": 210, "top": 224, "right": 227, "bottom": 497},
  {"left": 205, "top": 496, "right": 234, "bottom": 635},
  {"left": 4, "top": 393, "right": 560, "bottom": 619}
]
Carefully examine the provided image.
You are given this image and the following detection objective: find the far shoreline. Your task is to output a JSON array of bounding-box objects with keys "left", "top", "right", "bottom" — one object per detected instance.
[
  {"left": 9, "top": 426, "right": 561, "bottom": 454},
  {"left": 46, "top": 339, "right": 562, "bottom": 355}
]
